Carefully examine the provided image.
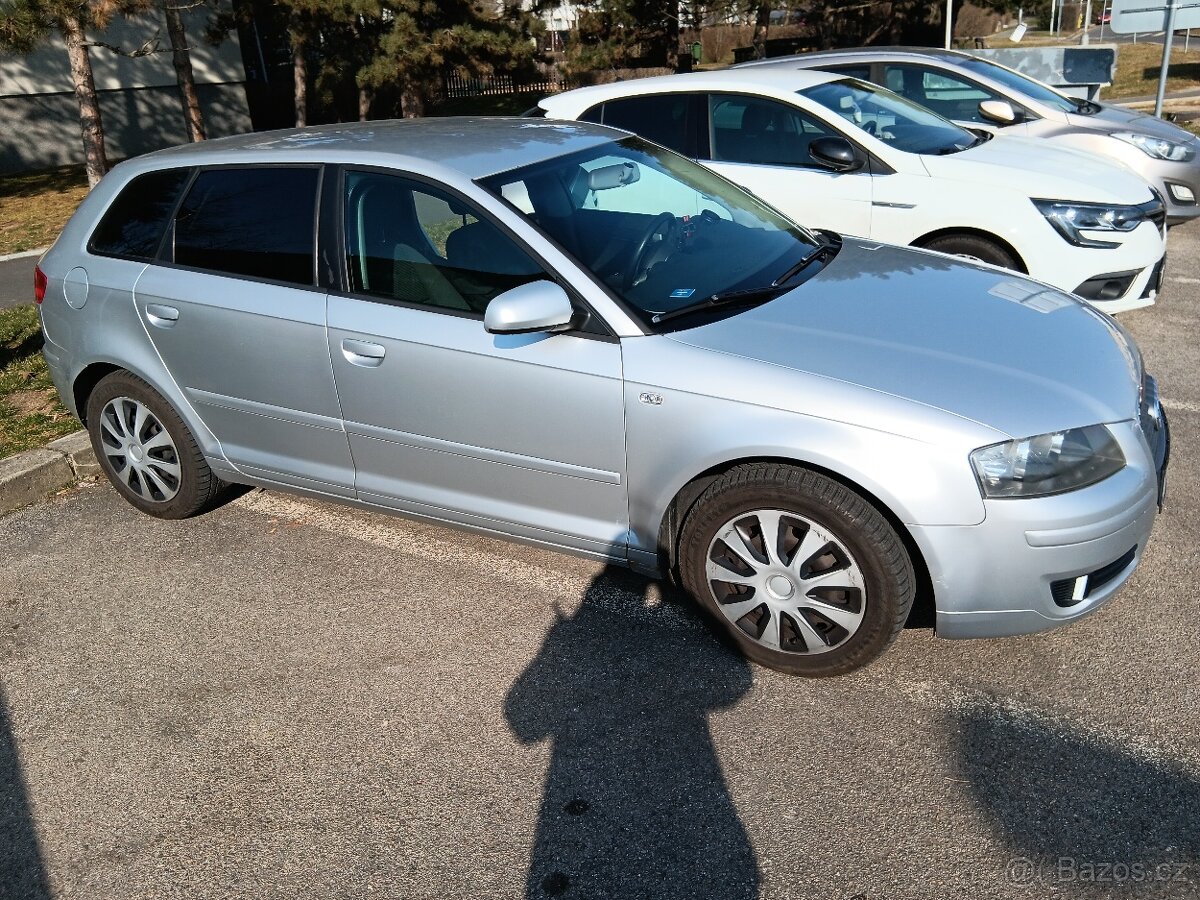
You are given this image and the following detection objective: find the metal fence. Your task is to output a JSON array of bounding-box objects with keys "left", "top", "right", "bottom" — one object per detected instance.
[{"left": 440, "top": 72, "right": 570, "bottom": 100}]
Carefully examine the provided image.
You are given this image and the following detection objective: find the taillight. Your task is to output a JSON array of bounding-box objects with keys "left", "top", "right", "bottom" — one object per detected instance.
[{"left": 34, "top": 265, "right": 47, "bottom": 305}]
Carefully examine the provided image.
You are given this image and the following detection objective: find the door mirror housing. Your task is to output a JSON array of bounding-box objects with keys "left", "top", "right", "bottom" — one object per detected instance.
[
  {"left": 979, "top": 99, "right": 1019, "bottom": 125},
  {"left": 484, "top": 281, "right": 576, "bottom": 335},
  {"left": 808, "top": 137, "right": 863, "bottom": 173}
]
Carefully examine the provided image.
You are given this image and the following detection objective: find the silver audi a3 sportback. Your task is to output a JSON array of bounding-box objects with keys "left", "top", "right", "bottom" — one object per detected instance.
[{"left": 36, "top": 119, "right": 1169, "bottom": 676}]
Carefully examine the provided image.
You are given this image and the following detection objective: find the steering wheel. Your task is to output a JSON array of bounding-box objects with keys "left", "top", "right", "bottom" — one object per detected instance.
[{"left": 624, "top": 212, "right": 679, "bottom": 290}]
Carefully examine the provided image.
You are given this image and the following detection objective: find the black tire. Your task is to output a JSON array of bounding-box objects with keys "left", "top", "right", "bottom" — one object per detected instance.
[
  {"left": 85, "top": 370, "right": 225, "bottom": 519},
  {"left": 920, "top": 233, "right": 1019, "bottom": 271},
  {"left": 678, "top": 464, "right": 915, "bottom": 677}
]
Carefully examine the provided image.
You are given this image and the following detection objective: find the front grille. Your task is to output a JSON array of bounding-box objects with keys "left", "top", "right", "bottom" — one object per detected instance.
[
  {"left": 1145, "top": 189, "right": 1168, "bottom": 231},
  {"left": 1050, "top": 546, "right": 1138, "bottom": 607}
]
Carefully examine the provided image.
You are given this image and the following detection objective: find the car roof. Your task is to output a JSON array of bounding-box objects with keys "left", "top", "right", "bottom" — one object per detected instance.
[
  {"left": 130, "top": 117, "right": 625, "bottom": 180},
  {"left": 738, "top": 47, "right": 981, "bottom": 66},
  {"left": 541, "top": 67, "right": 844, "bottom": 110}
]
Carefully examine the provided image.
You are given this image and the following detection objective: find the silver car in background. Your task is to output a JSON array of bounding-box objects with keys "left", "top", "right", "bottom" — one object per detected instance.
[
  {"left": 36, "top": 119, "right": 1169, "bottom": 676},
  {"left": 739, "top": 47, "right": 1200, "bottom": 224}
]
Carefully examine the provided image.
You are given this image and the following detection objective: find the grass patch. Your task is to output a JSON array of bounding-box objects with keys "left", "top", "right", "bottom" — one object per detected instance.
[
  {"left": 0, "top": 164, "right": 88, "bottom": 256},
  {"left": 1107, "top": 42, "right": 1200, "bottom": 98},
  {"left": 0, "top": 305, "right": 75, "bottom": 460}
]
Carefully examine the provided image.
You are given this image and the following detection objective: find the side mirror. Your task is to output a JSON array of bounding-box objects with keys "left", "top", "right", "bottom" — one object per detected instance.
[
  {"left": 809, "top": 136, "right": 863, "bottom": 173},
  {"left": 484, "top": 280, "right": 576, "bottom": 335},
  {"left": 979, "top": 99, "right": 1019, "bottom": 125}
]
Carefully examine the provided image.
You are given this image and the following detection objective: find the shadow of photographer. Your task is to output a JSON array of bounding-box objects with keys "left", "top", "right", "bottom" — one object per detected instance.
[
  {"left": 0, "top": 685, "right": 50, "bottom": 899},
  {"left": 505, "top": 564, "right": 759, "bottom": 899}
]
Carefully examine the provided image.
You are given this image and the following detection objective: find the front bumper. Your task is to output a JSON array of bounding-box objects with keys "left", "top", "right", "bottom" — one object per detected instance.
[
  {"left": 1021, "top": 218, "right": 1165, "bottom": 316},
  {"left": 910, "top": 415, "right": 1168, "bottom": 640}
]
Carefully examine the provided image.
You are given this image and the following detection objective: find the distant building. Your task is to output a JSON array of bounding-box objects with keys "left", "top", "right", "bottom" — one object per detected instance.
[{"left": 0, "top": 4, "right": 252, "bottom": 176}]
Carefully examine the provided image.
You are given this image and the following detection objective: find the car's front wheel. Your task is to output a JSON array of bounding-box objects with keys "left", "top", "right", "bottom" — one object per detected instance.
[
  {"left": 678, "top": 464, "right": 916, "bottom": 677},
  {"left": 86, "top": 371, "right": 225, "bottom": 519}
]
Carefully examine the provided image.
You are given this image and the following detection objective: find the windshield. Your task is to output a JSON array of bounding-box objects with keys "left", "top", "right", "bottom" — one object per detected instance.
[
  {"left": 800, "top": 78, "right": 981, "bottom": 154},
  {"left": 479, "top": 137, "right": 823, "bottom": 327},
  {"left": 957, "top": 57, "right": 1081, "bottom": 113}
]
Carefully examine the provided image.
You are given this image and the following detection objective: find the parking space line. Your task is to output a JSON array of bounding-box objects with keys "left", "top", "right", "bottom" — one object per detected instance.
[{"left": 1163, "top": 398, "right": 1200, "bottom": 414}]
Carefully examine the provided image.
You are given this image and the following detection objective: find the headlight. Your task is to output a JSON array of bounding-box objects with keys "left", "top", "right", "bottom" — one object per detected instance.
[
  {"left": 1031, "top": 199, "right": 1147, "bottom": 248},
  {"left": 970, "top": 425, "right": 1125, "bottom": 498},
  {"left": 1112, "top": 131, "right": 1195, "bottom": 162}
]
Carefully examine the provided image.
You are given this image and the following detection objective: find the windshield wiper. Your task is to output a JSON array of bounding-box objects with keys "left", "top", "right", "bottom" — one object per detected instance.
[
  {"left": 770, "top": 236, "right": 841, "bottom": 287},
  {"left": 650, "top": 237, "right": 841, "bottom": 326}
]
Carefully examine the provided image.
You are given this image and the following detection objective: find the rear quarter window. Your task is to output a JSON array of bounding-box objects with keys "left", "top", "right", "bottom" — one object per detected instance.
[{"left": 88, "top": 168, "right": 192, "bottom": 261}]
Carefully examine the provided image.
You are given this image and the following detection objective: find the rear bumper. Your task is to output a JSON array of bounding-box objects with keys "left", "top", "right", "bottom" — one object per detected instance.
[{"left": 910, "top": 415, "right": 1167, "bottom": 640}]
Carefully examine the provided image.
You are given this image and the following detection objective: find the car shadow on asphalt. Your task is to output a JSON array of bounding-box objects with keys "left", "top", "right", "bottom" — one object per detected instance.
[
  {"left": 0, "top": 686, "right": 51, "bottom": 899},
  {"left": 505, "top": 564, "right": 760, "bottom": 899},
  {"left": 956, "top": 698, "right": 1199, "bottom": 892}
]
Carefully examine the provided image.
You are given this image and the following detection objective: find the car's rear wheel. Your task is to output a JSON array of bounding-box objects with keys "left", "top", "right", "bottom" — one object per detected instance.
[
  {"left": 919, "top": 233, "right": 1019, "bottom": 271},
  {"left": 678, "top": 464, "right": 915, "bottom": 677},
  {"left": 86, "top": 371, "right": 224, "bottom": 519}
]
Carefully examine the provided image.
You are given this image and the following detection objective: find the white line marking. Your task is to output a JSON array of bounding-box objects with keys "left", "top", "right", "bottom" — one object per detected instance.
[
  {"left": 1163, "top": 398, "right": 1200, "bottom": 413},
  {"left": 231, "top": 489, "right": 698, "bottom": 627},
  {"left": 1169, "top": 275, "right": 1200, "bottom": 285},
  {"left": 0, "top": 247, "right": 48, "bottom": 263}
]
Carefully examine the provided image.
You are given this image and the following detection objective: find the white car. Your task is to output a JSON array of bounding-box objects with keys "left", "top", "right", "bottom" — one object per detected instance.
[{"left": 537, "top": 68, "right": 1168, "bottom": 314}]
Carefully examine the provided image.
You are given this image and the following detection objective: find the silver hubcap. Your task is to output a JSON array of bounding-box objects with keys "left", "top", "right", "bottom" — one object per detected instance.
[
  {"left": 98, "top": 397, "right": 181, "bottom": 503},
  {"left": 705, "top": 509, "right": 866, "bottom": 656}
]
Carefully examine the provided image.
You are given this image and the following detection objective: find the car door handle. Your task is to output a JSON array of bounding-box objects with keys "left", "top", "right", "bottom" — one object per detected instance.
[
  {"left": 341, "top": 338, "right": 386, "bottom": 368},
  {"left": 144, "top": 304, "right": 179, "bottom": 328}
]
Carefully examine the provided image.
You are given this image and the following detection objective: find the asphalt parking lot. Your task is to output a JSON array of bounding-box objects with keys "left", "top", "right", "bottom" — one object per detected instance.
[{"left": 3, "top": 226, "right": 1200, "bottom": 900}]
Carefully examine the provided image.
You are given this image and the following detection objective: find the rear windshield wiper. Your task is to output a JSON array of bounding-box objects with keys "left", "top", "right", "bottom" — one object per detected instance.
[{"left": 650, "top": 237, "right": 840, "bottom": 326}]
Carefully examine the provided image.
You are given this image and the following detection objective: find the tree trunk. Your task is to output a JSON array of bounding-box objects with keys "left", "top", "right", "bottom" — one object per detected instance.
[
  {"left": 163, "top": 1, "right": 206, "bottom": 141},
  {"left": 401, "top": 82, "right": 424, "bottom": 118},
  {"left": 752, "top": 3, "right": 770, "bottom": 60},
  {"left": 291, "top": 30, "right": 307, "bottom": 127},
  {"left": 61, "top": 14, "right": 108, "bottom": 188},
  {"left": 358, "top": 84, "right": 371, "bottom": 121}
]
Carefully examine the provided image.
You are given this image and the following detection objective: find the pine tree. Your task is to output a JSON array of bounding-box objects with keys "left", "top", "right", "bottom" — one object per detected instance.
[
  {"left": 161, "top": 0, "right": 206, "bottom": 140},
  {"left": 0, "top": 0, "right": 149, "bottom": 185},
  {"left": 358, "top": 0, "right": 540, "bottom": 118}
]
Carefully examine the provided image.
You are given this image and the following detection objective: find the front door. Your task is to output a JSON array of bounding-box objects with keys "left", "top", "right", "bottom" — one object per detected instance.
[
  {"left": 699, "top": 92, "right": 874, "bottom": 238},
  {"left": 326, "top": 169, "right": 629, "bottom": 556}
]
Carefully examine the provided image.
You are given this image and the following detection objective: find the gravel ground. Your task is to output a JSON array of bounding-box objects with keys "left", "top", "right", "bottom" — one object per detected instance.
[{"left": 1, "top": 225, "right": 1198, "bottom": 900}]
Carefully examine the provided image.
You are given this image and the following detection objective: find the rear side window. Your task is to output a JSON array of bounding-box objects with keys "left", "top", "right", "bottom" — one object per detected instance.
[
  {"left": 596, "top": 95, "right": 693, "bottom": 154},
  {"left": 172, "top": 167, "right": 320, "bottom": 286},
  {"left": 88, "top": 168, "right": 191, "bottom": 260}
]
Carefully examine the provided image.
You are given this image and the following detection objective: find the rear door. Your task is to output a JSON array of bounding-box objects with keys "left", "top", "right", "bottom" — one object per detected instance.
[
  {"left": 133, "top": 165, "right": 356, "bottom": 496},
  {"left": 698, "top": 92, "right": 874, "bottom": 238}
]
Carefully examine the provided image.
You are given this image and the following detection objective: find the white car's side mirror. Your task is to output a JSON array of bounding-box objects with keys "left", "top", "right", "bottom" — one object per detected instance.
[{"left": 979, "top": 100, "right": 1019, "bottom": 125}]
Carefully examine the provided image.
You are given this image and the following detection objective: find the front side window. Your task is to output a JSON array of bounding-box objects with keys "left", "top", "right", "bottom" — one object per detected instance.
[
  {"left": 957, "top": 57, "right": 1077, "bottom": 113},
  {"left": 708, "top": 93, "right": 837, "bottom": 167},
  {"left": 801, "top": 78, "right": 981, "bottom": 155},
  {"left": 89, "top": 168, "right": 191, "bottom": 260},
  {"left": 343, "top": 170, "right": 543, "bottom": 314},
  {"left": 882, "top": 64, "right": 998, "bottom": 124},
  {"left": 480, "top": 137, "right": 822, "bottom": 327},
  {"left": 173, "top": 167, "right": 319, "bottom": 286}
]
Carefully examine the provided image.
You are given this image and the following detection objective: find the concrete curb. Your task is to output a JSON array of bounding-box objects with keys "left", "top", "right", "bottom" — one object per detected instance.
[
  {"left": 0, "top": 429, "right": 96, "bottom": 516},
  {"left": 0, "top": 247, "right": 48, "bottom": 263}
]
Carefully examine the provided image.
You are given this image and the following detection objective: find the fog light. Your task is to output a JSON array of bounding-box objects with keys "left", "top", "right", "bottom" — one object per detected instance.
[{"left": 1167, "top": 183, "right": 1196, "bottom": 204}]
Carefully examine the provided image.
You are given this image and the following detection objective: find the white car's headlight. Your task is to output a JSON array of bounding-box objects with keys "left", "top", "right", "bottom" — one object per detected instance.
[
  {"left": 970, "top": 425, "right": 1125, "bottom": 498},
  {"left": 1031, "top": 199, "right": 1152, "bottom": 248},
  {"left": 1112, "top": 131, "right": 1196, "bottom": 162}
]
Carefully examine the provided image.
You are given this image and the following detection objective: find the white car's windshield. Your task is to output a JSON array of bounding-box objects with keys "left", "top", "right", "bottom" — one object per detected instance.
[
  {"left": 800, "top": 78, "right": 982, "bottom": 154},
  {"left": 480, "top": 137, "right": 829, "bottom": 327},
  {"left": 957, "top": 57, "right": 1083, "bottom": 114}
]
